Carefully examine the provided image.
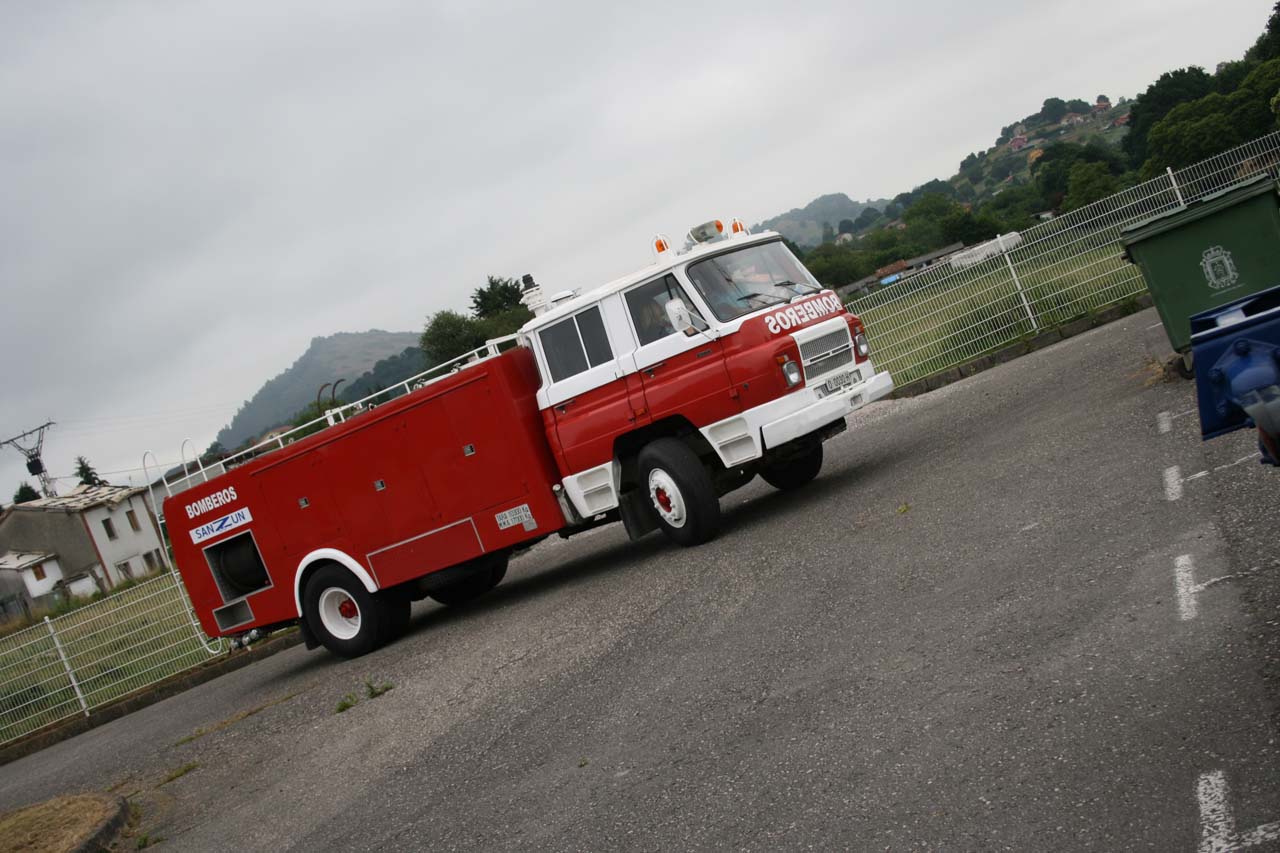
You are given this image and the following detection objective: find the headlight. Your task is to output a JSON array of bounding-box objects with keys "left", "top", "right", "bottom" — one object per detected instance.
[
  {"left": 854, "top": 332, "right": 870, "bottom": 358},
  {"left": 781, "top": 359, "right": 802, "bottom": 387}
]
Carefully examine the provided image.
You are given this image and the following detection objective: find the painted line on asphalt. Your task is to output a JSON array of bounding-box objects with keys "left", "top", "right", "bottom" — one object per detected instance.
[
  {"left": 1175, "top": 555, "right": 1198, "bottom": 621},
  {"left": 1164, "top": 466, "right": 1183, "bottom": 501},
  {"left": 1158, "top": 411, "right": 1173, "bottom": 434},
  {"left": 1196, "top": 770, "right": 1280, "bottom": 852}
]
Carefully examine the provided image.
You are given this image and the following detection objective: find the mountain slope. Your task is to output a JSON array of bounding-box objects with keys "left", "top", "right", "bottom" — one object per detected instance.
[
  {"left": 755, "top": 193, "right": 891, "bottom": 246},
  {"left": 216, "top": 330, "right": 420, "bottom": 448}
]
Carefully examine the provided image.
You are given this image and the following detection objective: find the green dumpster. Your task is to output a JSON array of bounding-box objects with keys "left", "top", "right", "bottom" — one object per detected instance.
[{"left": 1121, "top": 173, "right": 1280, "bottom": 355}]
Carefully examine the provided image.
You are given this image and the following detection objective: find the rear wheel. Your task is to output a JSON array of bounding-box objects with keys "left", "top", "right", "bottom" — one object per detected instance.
[
  {"left": 430, "top": 553, "right": 509, "bottom": 607},
  {"left": 637, "top": 438, "right": 720, "bottom": 546},
  {"left": 761, "top": 443, "right": 824, "bottom": 491},
  {"left": 303, "top": 564, "right": 383, "bottom": 658}
]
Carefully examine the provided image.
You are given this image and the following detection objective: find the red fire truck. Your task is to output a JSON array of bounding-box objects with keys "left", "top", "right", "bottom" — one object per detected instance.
[{"left": 155, "top": 219, "right": 893, "bottom": 657}]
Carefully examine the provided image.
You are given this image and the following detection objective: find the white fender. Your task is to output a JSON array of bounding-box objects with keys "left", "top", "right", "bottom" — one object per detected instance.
[{"left": 293, "top": 548, "right": 378, "bottom": 616}]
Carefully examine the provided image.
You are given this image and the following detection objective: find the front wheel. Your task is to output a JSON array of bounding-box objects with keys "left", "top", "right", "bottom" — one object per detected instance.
[
  {"left": 637, "top": 438, "right": 721, "bottom": 546},
  {"left": 303, "top": 564, "right": 384, "bottom": 658},
  {"left": 761, "top": 443, "right": 824, "bottom": 491}
]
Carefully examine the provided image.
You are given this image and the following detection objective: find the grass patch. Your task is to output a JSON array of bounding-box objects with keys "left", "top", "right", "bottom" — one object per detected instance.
[
  {"left": 364, "top": 679, "right": 394, "bottom": 699},
  {"left": 174, "top": 690, "right": 302, "bottom": 746},
  {"left": 0, "top": 794, "right": 117, "bottom": 853},
  {"left": 335, "top": 679, "right": 395, "bottom": 714},
  {"left": 158, "top": 761, "right": 199, "bottom": 786},
  {"left": 136, "top": 831, "right": 163, "bottom": 849}
]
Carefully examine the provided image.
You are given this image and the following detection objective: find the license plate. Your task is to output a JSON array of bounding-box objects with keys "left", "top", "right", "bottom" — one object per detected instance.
[
  {"left": 824, "top": 371, "right": 853, "bottom": 392},
  {"left": 495, "top": 503, "right": 536, "bottom": 531}
]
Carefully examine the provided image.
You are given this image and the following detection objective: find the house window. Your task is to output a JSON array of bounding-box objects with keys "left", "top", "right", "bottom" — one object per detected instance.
[
  {"left": 142, "top": 551, "right": 156, "bottom": 571},
  {"left": 115, "top": 560, "right": 133, "bottom": 580},
  {"left": 126, "top": 509, "right": 141, "bottom": 532},
  {"left": 539, "top": 306, "right": 613, "bottom": 382},
  {"left": 102, "top": 518, "right": 118, "bottom": 541},
  {"left": 32, "top": 564, "right": 46, "bottom": 582}
]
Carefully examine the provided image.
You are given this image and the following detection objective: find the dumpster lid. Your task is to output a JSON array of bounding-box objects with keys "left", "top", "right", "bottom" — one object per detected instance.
[{"left": 1120, "top": 173, "right": 1279, "bottom": 247}]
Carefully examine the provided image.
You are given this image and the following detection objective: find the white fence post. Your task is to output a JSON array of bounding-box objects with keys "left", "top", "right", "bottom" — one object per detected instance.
[
  {"left": 997, "top": 234, "right": 1038, "bottom": 332},
  {"left": 1167, "top": 166, "right": 1186, "bottom": 207},
  {"left": 44, "top": 616, "right": 89, "bottom": 717}
]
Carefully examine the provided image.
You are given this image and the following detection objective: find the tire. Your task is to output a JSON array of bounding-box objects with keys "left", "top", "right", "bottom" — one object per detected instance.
[
  {"left": 637, "top": 438, "right": 720, "bottom": 546},
  {"left": 761, "top": 443, "right": 824, "bottom": 491},
  {"left": 1175, "top": 351, "right": 1195, "bottom": 380},
  {"left": 429, "top": 553, "right": 509, "bottom": 607},
  {"left": 302, "top": 564, "right": 384, "bottom": 658}
]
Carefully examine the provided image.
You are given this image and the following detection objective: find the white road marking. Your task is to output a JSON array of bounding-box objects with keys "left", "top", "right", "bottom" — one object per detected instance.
[
  {"left": 1164, "top": 466, "right": 1183, "bottom": 501},
  {"left": 1171, "top": 408, "right": 1197, "bottom": 420},
  {"left": 1158, "top": 411, "right": 1173, "bottom": 434},
  {"left": 1173, "top": 455, "right": 1262, "bottom": 491},
  {"left": 1197, "top": 770, "right": 1280, "bottom": 852},
  {"left": 1147, "top": 321, "right": 1165, "bottom": 330},
  {"left": 1175, "top": 555, "right": 1199, "bottom": 621}
]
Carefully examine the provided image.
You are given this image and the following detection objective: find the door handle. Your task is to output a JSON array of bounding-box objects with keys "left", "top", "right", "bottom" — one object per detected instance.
[
  {"left": 555, "top": 398, "right": 576, "bottom": 414},
  {"left": 644, "top": 361, "right": 665, "bottom": 377},
  {"left": 696, "top": 349, "right": 713, "bottom": 358}
]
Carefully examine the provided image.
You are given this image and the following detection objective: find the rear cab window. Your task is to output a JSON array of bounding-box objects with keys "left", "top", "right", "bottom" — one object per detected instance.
[{"left": 540, "top": 305, "right": 614, "bottom": 382}]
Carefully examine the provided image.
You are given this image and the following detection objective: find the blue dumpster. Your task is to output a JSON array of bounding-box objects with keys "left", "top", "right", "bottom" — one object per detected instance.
[{"left": 1190, "top": 284, "right": 1280, "bottom": 465}]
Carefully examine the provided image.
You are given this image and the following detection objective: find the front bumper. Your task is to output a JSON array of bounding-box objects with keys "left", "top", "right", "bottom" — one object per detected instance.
[{"left": 700, "top": 366, "right": 894, "bottom": 467}]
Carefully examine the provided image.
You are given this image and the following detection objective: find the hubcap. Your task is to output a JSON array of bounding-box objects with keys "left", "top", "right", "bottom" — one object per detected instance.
[
  {"left": 318, "top": 588, "right": 362, "bottom": 641},
  {"left": 647, "top": 468, "right": 687, "bottom": 529}
]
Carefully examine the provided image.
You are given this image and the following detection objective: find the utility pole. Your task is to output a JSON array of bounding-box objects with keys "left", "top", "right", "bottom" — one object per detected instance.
[{"left": 2, "top": 421, "right": 57, "bottom": 497}]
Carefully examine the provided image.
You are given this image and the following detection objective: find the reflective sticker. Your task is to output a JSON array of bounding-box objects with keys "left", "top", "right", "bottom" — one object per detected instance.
[{"left": 191, "top": 507, "right": 252, "bottom": 544}]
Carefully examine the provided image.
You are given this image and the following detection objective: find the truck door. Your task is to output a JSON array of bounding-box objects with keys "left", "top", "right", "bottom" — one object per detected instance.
[
  {"left": 624, "top": 274, "right": 740, "bottom": 426},
  {"left": 538, "top": 304, "right": 634, "bottom": 473}
]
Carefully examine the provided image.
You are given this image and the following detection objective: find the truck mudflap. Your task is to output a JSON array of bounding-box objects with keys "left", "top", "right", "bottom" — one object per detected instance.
[{"left": 699, "top": 368, "right": 893, "bottom": 467}]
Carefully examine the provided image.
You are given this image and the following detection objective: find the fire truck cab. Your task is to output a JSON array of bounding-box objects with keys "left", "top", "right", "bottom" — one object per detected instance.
[{"left": 519, "top": 219, "right": 894, "bottom": 546}]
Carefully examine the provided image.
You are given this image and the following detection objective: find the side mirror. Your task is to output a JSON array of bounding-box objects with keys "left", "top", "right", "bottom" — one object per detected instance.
[{"left": 665, "top": 298, "right": 697, "bottom": 336}]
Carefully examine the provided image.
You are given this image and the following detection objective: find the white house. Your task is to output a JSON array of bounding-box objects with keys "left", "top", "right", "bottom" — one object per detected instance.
[
  {"left": 0, "top": 551, "right": 98, "bottom": 603},
  {"left": 0, "top": 485, "right": 168, "bottom": 594}
]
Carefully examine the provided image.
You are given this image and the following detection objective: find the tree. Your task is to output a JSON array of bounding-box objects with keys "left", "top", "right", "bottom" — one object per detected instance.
[
  {"left": 470, "top": 276, "right": 526, "bottom": 320},
  {"left": 1246, "top": 1, "right": 1280, "bottom": 62},
  {"left": 1039, "top": 97, "right": 1068, "bottom": 124},
  {"left": 1096, "top": 95, "right": 1111, "bottom": 106},
  {"left": 853, "top": 207, "right": 881, "bottom": 230},
  {"left": 1214, "top": 60, "right": 1256, "bottom": 94},
  {"left": 1063, "top": 162, "right": 1121, "bottom": 211},
  {"left": 1065, "top": 98, "right": 1091, "bottom": 115},
  {"left": 420, "top": 310, "right": 488, "bottom": 365},
  {"left": 1123, "top": 67, "right": 1215, "bottom": 167},
  {"left": 837, "top": 218, "right": 855, "bottom": 235},
  {"left": 74, "top": 456, "right": 106, "bottom": 487},
  {"left": 13, "top": 483, "right": 39, "bottom": 504},
  {"left": 821, "top": 221, "right": 836, "bottom": 244},
  {"left": 1141, "top": 59, "right": 1280, "bottom": 176}
]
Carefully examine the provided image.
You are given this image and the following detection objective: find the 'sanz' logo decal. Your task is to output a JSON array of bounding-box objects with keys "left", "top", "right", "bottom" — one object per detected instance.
[
  {"left": 190, "top": 507, "right": 253, "bottom": 545},
  {"left": 1201, "top": 246, "right": 1240, "bottom": 291},
  {"left": 764, "top": 294, "right": 844, "bottom": 335}
]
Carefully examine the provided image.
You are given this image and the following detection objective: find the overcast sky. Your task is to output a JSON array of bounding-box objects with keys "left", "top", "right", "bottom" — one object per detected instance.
[{"left": 0, "top": 0, "right": 1269, "bottom": 498}]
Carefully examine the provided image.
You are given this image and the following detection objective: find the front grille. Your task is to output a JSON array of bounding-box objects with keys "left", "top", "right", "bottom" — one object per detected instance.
[
  {"left": 796, "top": 325, "right": 854, "bottom": 381},
  {"left": 798, "top": 329, "right": 851, "bottom": 363},
  {"left": 806, "top": 347, "right": 854, "bottom": 378}
]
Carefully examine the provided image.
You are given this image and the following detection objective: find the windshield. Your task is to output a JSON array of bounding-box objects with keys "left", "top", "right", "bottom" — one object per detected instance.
[{"left": 684, "top": 240, "right": 823, "bottom": 322}]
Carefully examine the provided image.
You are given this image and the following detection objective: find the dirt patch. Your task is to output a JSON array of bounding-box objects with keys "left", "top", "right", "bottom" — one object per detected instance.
[{"left": 0, "top": 794, "right": 121, "bottom": 852}]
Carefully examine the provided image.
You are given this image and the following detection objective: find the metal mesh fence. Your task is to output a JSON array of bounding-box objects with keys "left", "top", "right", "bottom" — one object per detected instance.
[
  {"left": 845, "top": 131, "right": 1280, "bottom": 386},
  {"left": 0, "top": 572, "right": 222, "bottom": 746}
]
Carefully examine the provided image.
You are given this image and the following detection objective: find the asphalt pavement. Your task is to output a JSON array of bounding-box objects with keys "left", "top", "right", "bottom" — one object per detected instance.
[{"left": 0, "top": 308, "right": 1277, "bottom": 851}]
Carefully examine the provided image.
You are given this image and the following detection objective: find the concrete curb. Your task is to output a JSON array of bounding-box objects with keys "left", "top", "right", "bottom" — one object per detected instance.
[
  {"left": 890, "top": 294, "right": 1154, "bottom": 399},
  {"left": 70, "top": 795, "right": 129, "bottom": 853},
  {"left": 0, "top": 632, "right": 303, "bottom": 769}
]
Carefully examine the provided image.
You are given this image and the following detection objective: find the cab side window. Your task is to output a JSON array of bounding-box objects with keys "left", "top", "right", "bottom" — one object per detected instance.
[
  {"left": 625, "top": 275, "right": 705, "bottom": 347},
  {"left": 540, "top": 306, "right": 614, "bottom": 382}
]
